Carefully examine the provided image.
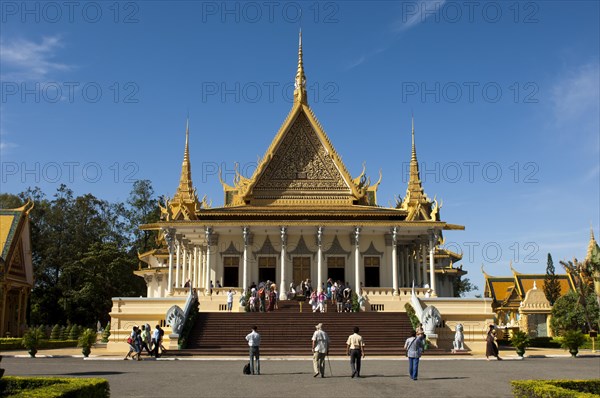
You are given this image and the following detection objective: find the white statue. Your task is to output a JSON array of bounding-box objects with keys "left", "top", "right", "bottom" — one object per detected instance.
[
  {"left": 452, "top": 323, "right": 465, "bottom": 352},
  {"left": 166, "top": 305, "right": 185, "bottom": 335},
  {"left": 410, "top": 282, "right": 442, "bottom": 337}
]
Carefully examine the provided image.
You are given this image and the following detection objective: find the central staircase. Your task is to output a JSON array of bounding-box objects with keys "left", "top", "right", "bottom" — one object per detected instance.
[{"left": 175, "top": 300, "right": 423, "bottom": 356}]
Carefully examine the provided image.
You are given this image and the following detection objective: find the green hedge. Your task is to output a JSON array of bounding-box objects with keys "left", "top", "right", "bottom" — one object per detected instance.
[
  {"left": 512, "top": 379, "right": 600, "bottom": 398},
  {"left": 0, "top": 339, "right": 78, "bottom": 351},
  {"left": 0, "top": 376, "right": 109, "bottom": 397}
]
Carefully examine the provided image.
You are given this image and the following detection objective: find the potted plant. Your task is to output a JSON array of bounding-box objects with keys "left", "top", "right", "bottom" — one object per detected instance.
[
  {"left": 509, "top": 330, "right": 531, "bottom": 357},
  {"left": 78, "top": 328, "right": 97, "bottom": 358},
  {"left": 556, "top": 330, "right": 587, "bottom": 357},
  {"left": 21, "top": 327, "right": 46, "bottom": 358}
]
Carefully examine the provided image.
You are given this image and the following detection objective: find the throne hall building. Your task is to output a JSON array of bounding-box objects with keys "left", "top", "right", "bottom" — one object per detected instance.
[{"left": 110, "top": 35, "right": 493, "bottom": 350}]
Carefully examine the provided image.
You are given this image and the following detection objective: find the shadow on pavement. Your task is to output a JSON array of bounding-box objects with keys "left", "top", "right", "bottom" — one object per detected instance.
[{"left": 61, "top": 371, "right": 126, "bottom": 376}]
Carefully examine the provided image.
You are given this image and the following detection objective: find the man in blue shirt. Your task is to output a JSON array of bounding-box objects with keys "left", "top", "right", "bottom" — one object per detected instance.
[{"left": 245, "top": 325, "right": 261, "bottom": 375}]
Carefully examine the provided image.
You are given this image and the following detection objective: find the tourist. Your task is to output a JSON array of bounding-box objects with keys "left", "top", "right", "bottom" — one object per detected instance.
[
  {"left": 288, "top": 282, "right": 296, "bottom": 299},
  {"left": 404, "top": 330, "right": 425, "bottom": 380},
  {"left": 152, "top": 325, "right": 161, "bottom": 358},
  {"left": 133, "top": 327, "right": 143, "bottom": 360},
  {"left": 311, "top": 323, "right": 329, "bottom": 378},
  {"left": 346, "top": 326, "right": 365, "bottom": 378},
  {"left": 268, "top": 286, "right": 277, "bottom": 312},
  {"left": 140, "top": 324, "right": 152, "bottom": 356},
  {"left": 184, "top": 279, "right": 191, "bottom": 288},
  {"left": 336, "top": 285, "right": 344, "bottom": 312},
  {"left": 258, "top": 286, "right": 266, "bottom": 312},
  {"left": 317, "top": 289, "right": 326, "bottom": 313},
  {"left": 227, "top": 289, "right": 235, "bottom": 312},
  {"left": 310, "top": 290, "right": 318, "bottom": 312},
  {"left": 124, "top": 325, "right": 138, "bottom": 360},
  {"left": 245, "top": 325, "right": 261, "bottom": 375},
  {"left": 249, "top": 294, "right": 257, "bottom": 312},
  {"left": 486, "top": 324, "right": 502, "bottom": 360}
]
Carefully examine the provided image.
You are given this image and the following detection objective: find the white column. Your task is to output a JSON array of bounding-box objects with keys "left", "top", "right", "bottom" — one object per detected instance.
[
  {"left": 353, "top": 227, "right": 361, "bottom": 296},
  {"left": 175, "top": 241, "right": 181, "bottom": 289},
  {"left": 317, "top": 227, "right": 324, "bottom": 291},
  {"left": 193, "top": 246, "right": 198, "bottom": 288},
  {"left": 182, "top": 245, "right": 187, "bottom": 287},
  {"left": 167, "top": 234, "right": 174, "bottom": 294},
  {"left": 410, "top": 246, "right": 416, "bottom": 286},
  {"left": 187, "top": 247, "right": 192, "bottom": 283},
  {"left": 429, "top": 232, "right": 437, "bottom": 296},
  {"left": 405, "top": 249, "right": 410, "bottom": 287},
  {"left": 280, "top": 227, "right": 287, "bottom": 300},
  {"left": 243, "top": 227, "right": 250, "bottom": 292},
  {"left": 391, "top": 227, "right": 398, "bottom": 295},
  {"left": 398, "top": 246, "right": 404, "bottom": 287},
  {"left": 206, "top": 227, "right": 213, "bottom": 294},
  {"left": 415, "top": 245, "right": 421, "bottom": 287},
  {"left": 422, "top": 244, "right": 428, "bottom": 287},
  {"left": 203, "top": 248, "right": 209, "bottom": 291}
]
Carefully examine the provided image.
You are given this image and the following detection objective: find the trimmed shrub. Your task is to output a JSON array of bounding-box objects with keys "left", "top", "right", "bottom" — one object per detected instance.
[
  {"left": 0, "top": 338, "right": 78, "bottom": 351},
  {"left": 68, "top": 325, "right": 80, "bottom": 341},
  {"left": 63, "top": 325, "right": 72, "bottom": 341},
  {"left": 59, "top": 326, "right": 67, "bottom": 341},
  {"left": 512, "top": 379, "right": 600, "bottom": 398},
  {"left": 101, "top": 322, "right": 111, "bottom": 343},
  {"left": 49, "top": 325, "right": 61, "bottom": 340},
  {"left": 0, "top": 376, "right": 109, "bottom": 397}
]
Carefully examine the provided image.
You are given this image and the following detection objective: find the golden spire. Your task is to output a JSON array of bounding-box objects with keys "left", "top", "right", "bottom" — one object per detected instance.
[
  {"left": 293, "top": 29, "right": 307, "bottom": 105},
  {"left": 586, "top": 225, "right": 598, "bottom": 261},
  {"left": 172, "top": 116, "right": 196, "bottom": 204},
  {"left": 405, "top": 115, "right": 426, "bottom": 203}
]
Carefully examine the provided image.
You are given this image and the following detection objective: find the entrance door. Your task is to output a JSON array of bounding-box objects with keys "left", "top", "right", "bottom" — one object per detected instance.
[
  {"left": 327, "top": 256, "right": 345, "bottom": 283},
  {"left": 293, "top": 257, "right": 311, "bottom": 286},
  {"left": 258, "top": 257, "right": 276, "bottom": 283},
  {"left": 364, "top": 256, "right": 380, "bottom": 287},
  {"left": 223, "top": 256, "right": 239, "bottom": 287}
]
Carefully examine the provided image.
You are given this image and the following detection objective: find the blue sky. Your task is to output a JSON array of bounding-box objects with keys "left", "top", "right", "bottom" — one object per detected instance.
[{"left": 1, "top": 1, "right": 599, "bottom": 295}]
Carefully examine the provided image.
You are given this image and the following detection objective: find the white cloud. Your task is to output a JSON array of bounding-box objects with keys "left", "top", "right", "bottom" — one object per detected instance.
[
  {"left": 394, "top": 0, "right": 447, "bottom": 31},
  {"left": 0, "top": 35, "right": 71, "bottom": 81},
  {"left": 551, "top": 62, "right": 600, "bottom": 124}
]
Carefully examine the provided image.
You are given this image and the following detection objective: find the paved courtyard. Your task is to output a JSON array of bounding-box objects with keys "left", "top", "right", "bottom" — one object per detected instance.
[{"left": 3, "top": 355, "right": 600, "bottom": 397}]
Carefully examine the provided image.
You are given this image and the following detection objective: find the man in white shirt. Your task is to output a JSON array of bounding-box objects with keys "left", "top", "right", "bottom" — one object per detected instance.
[
  {"left": 312, "top": 323, "right": 330, "bottom": 378},
  {"left": 226, "top": 289, "right": 235, "bottom": 312},
  {"left": 245, "top": 325, "right": 261, "bottom": 375}
]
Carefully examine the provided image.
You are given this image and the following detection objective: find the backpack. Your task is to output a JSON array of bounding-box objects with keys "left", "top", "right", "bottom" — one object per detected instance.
[
  {"left": 159, "top": 328, "right": 164, "bottom": 337},
  {"left": 243, "top": 362, "right": 251, "bottom": 375}
]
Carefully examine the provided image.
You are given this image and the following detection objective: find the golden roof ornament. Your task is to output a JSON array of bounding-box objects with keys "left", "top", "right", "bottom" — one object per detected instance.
[
  {"left": 294, "top": 29, "right": 307, "bottom": 105},
  {"left": 168, "top": 117, "right": 200, "bottom": 220},
  {"left": 399, "top": 115, "right": 438, "bottom": 220}
]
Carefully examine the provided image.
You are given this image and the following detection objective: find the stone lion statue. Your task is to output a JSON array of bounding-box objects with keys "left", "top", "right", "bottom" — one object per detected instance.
[{"left": 453, "top": 323, "right": 465, "bottom": 351}]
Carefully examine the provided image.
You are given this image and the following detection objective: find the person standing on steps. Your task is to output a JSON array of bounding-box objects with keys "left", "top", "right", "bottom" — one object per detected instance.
[
  {"left": 245, "top": 325, "right": 261, "bottom": 375},
  {"left": 346, "top": 326, "right": 365, "bottom": 378},
  {"left": 311, "top": 323, "right": 329, "bottom": 378}
]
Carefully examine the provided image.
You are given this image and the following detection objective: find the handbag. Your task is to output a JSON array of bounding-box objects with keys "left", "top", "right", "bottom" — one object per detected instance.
[{"left": 127, "top": 336, "right": 133, "bottom": 345}]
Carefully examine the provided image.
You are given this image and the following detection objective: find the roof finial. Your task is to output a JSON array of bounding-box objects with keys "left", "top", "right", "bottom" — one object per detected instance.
[
  {"left": 411, "top": 113, "right": 416, "bottom": 162},
  {"left": 174, "top": 116, "right": 194, "bottom": 202},
  {"left": 294, "top": 29, "right": 307, "bottom": 105}
]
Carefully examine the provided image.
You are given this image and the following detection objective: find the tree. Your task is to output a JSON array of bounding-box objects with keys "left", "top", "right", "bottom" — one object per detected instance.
[
  {"left": 453, "top": 277, "right": 478, "bottom": 297},
  {"left": 126, "top": 180, "right": 160, "bottom": 254},
  {"left": 550, "top": 290, "right": 599, "bottom": 334},
  {"left": 543, "top": 253, "right": 562, "bottom": 305}
]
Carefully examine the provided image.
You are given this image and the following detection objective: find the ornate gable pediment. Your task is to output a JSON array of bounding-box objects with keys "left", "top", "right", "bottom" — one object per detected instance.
[{"left": 249, "top": 111, "right": 353, "bottom": 203}]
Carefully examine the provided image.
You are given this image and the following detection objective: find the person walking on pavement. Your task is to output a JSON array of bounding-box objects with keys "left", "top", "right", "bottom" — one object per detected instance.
[
  {"left": 245, "top": 325, "right": 261, "bottom": 375},
  {"left": 404, "top": 330, "right": 426, "bottom": 380},
  {"left": 311, "top": 323, "right": 329, "bottom": 378},
  {"left": 346, "top": 326, "right": 365, "bottom": 378}
]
